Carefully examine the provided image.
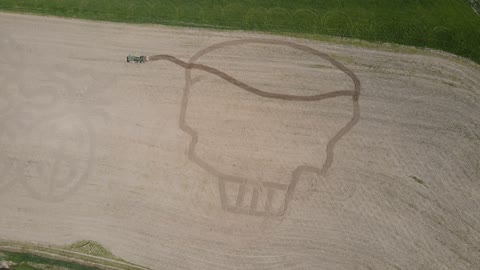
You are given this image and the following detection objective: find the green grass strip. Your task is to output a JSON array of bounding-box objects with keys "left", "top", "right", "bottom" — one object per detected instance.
[
  {"left": 0, "top": 1, "right": 479, "bottom": 63},
  {"left": 0, "top": 240, "right": 149, "bottom": 270},
  {"left": 2, "top": 250, "right": 100, "bottom": 270}
]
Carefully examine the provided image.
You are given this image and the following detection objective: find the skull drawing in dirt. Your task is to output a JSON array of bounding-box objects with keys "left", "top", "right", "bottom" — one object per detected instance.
[{"left": 181, "top": 39, "right": 360, "bottom": 216}]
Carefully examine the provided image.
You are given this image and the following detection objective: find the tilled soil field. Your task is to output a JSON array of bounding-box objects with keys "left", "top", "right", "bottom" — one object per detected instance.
[{"left": 0, "top": 12, "right": 479, "bottom": 270}]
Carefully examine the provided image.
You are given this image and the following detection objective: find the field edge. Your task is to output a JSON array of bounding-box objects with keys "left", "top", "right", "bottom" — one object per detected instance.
[
  {"left": 0, "top": 240, "right": 149, "bottom": 270},
  {"left": 0, "top": 10, "right": 479, "bottom": 74}
]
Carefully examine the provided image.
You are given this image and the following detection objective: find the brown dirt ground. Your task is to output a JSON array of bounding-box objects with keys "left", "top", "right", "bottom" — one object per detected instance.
[{"left": 0, "top": 12, "right": 479, "bottom": 270}]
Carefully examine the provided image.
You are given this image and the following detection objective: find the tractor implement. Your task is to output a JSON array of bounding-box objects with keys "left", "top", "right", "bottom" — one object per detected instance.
[{"left": 127, "top": 55, "right": 147, "bottom": 63}]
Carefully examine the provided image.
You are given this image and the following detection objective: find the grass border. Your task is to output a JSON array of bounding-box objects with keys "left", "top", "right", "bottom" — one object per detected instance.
[
  {"left": 0, "top": 240, "right": 150, "bottom": 270},
  {"left": 1, "top": 10, "right": 478, "bottom": 73}
]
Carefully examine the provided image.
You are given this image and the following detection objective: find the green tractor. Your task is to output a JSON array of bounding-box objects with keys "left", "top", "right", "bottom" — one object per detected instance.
[{"left": 127, "top": 55, "right": 147, "bottom": 63}]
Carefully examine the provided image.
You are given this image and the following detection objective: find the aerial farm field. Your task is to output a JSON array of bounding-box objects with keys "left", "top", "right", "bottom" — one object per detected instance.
[{"left": 0, "top": 1, "right": 479, "bottom": 270}]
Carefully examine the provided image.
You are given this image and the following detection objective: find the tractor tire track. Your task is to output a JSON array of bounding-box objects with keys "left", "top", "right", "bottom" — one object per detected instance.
[{"left": 145, "top": 38, "right": 361, "bottom": 215}]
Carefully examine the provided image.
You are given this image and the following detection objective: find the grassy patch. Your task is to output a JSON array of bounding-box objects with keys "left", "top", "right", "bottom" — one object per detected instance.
[
  {"left": 469, "top": 0, "right": 480, "bottom": 13},
  {"left": 65, "top": 240, "right": 118, "bottom": 261},
  {"left": 11, "top": 264, "right": 39, "bottom": 270},
  {"left": 0, "top": 1, "right": 479, "bottom": 64},
  {"left": 0, "top": 240, "right": 148, "bottom": 270},
  {"left": 2, "top": 250, "right": 100, "bottom": 270}
]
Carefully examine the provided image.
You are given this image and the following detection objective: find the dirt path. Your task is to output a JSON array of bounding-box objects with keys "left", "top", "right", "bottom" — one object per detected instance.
[{"left": 0, "top": 12, "right": 479, "bottom": 270}]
